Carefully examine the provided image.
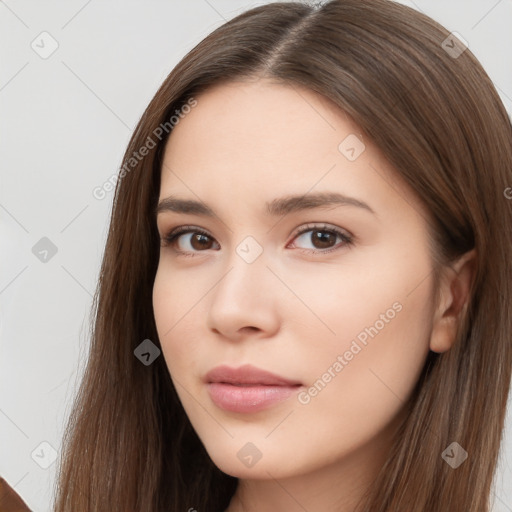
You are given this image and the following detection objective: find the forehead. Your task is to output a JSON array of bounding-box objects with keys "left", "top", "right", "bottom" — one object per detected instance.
[
  {"left": 163, "top": 78, "right": 361, "bottom": 167},
  {"left": 159, "top": 79, "right": 428, "bottom": 226}
]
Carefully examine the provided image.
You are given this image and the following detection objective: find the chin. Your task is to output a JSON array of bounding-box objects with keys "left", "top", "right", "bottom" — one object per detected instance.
[{"left": 203, "top": 439, "right": 301, "bottom": 480}]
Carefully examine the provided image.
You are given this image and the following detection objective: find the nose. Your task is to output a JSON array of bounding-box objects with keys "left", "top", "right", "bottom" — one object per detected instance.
[{"left": 206, "top": 252, "right": 280, "bottom": 342}]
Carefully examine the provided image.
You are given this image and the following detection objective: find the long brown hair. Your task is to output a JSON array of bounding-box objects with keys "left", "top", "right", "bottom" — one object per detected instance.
[{"left": 52, "top": 1, "right": 512, "bottom": 510}]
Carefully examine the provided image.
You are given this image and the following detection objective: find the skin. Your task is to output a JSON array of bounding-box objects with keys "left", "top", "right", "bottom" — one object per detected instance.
[{"left": 152, "top": 78, "right": 476, "bottom": 512}]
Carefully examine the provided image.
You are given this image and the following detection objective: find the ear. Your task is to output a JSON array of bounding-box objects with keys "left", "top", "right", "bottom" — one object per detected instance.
[{"left": 429, "top": 248, "right": 477, "bottom": 354}]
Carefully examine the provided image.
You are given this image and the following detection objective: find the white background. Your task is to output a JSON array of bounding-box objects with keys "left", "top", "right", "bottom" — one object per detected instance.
[{"left": 1, "top": 1, "right": 511, "bottom": 510}]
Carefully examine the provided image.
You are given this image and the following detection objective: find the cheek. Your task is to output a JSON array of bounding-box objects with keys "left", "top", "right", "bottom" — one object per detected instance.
[
  {"left": 152, "top": 265, "right": 200, "bottom": 371},
  {"left": 296, "top": 259, "right": 434, "bottom": 441}
]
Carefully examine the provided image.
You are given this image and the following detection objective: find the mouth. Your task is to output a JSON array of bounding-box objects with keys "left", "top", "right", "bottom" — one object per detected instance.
[
  {"left": 204, "top": 363, "right": 302, "bottom": 386},
  {"left": 206, "top": 382, "right": 302, "bottom": 413},
  {"left": 204, "top": 364, "right": 303, "bottom": 413},
  {"left": 215, "top": 382, "right": 300, "bottom": 387}
]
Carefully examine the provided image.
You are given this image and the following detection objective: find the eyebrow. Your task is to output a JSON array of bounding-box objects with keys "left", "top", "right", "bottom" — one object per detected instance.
[{"left": 155, "top": 191, "right": 376, "bottom": 219}]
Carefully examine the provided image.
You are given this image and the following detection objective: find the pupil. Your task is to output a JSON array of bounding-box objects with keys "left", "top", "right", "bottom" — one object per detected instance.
[
  {"left": 313, "top": 230, "right": 334, "bottom": 248},
  {"left": 192, "top": 233, "right": 212, "bottom": 250}
]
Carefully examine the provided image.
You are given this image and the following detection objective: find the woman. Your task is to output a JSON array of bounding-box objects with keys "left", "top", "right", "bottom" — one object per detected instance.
[{"left": 52, "top": 0, "right": 512, "bottom": 511}]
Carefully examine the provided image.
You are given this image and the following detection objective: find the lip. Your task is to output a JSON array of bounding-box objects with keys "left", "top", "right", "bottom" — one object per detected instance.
[
  {"left": 204, "top": 364, "right": 302, "bottom": 386},
  {"left": 204, "top": 364, "right": 303, "bottom": 413}
]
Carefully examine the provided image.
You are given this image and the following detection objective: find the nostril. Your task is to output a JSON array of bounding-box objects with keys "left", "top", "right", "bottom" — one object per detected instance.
[{"left": 242, "top": 326, "right": 259, "bottom": 333}]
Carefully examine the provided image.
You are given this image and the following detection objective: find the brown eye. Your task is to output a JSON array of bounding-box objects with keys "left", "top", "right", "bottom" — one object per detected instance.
[
  {"left": 188, "top": 233, "right": 215, "bottom": 250},
  {"left": 309, "top": 230, "right": 337, "bottom": 249},
  {"left": 291, "top": 224, "right": 353, "bottom": 253},
  {"left": 161, "top": 223, "right": 353, "bottom": 257},
  {"left": 162, "top": 228, "right": 219, "bottom": 253}
]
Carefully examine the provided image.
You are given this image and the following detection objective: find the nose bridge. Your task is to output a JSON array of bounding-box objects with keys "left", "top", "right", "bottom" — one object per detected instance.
[
  {"left": 215, "top": 233, "right": 269, "bottom": 303},
  {"left": 206, "top": 233, "right": 279, "bottom": 337}
]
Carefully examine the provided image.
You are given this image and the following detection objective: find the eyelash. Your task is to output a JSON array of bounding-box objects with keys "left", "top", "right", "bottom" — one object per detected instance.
[{"left": 160, "top": 223, "right": 354, "bottom": 258}]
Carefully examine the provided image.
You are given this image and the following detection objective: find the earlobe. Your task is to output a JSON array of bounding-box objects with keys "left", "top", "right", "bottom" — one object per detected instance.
[{"left": 429, "top": 248, "right": 477, "bottom": 354}]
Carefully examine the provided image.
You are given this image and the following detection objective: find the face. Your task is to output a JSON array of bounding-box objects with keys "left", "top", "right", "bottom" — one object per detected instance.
[{"left": 152, "top": 78, "right": 437, "bottom": 482}]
